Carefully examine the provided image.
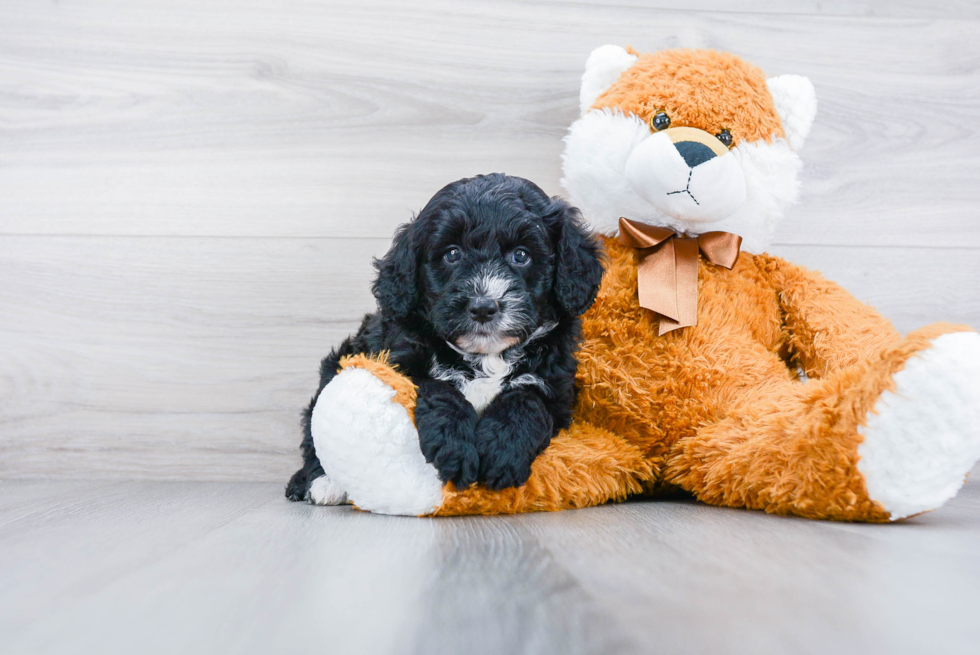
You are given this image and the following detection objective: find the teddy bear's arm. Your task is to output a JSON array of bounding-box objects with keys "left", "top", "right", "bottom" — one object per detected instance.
[{"left": 761, "top": 254, "right": 902, "bottom": 379}]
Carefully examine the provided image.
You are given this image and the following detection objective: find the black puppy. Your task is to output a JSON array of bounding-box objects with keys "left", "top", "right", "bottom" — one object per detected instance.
[{"left": 285, "top": 173, "right": 604, "bottom": 502}]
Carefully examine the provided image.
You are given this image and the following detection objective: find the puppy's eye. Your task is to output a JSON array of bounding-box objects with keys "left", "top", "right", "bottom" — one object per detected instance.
[
  {"left": 716, "top": 129, "right": 733, "bottom": 148},
  {"left": 650, "top": 110, "right": 671, "bottom": 132},
  {"left": 511, "top": 247, "right": 531, "bottom": 266},
  {"left": 444, "top": 247, "right": 462, "bottom": 264}
]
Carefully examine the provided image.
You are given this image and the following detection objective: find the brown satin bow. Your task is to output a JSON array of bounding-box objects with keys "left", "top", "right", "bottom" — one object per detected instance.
[{"left": 618, "top": 217, "right": 742, "bottom": 336}]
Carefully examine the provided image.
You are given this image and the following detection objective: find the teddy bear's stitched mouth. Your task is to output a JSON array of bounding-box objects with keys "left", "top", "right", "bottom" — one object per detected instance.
[{"left": 666, "top": 170, "right": 700, "bottom": 205}]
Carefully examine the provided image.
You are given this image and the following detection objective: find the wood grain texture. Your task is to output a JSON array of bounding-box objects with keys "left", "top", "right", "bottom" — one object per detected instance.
[
  {"left": 1, "top": 0, "right": 979, "bottom": 246},
  {"left": 517, "top": 481, "right": 980, "bottom": 654},
  {"left": 2, "top": 479, "right": 980, "bottom": 654},
  {"left": 1, "top": 0, "right": 979, "bottom": 480},
  {"left": 0, "top": 236, "right": 386, "bottom": 481},
  {"left": 534, "top": 0, "right": 980, "bottom": 18}
]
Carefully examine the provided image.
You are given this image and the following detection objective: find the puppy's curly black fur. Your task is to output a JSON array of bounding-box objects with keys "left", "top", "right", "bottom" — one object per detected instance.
[{"left": 286, "top": 174, "right": 604, "bottom": 501}]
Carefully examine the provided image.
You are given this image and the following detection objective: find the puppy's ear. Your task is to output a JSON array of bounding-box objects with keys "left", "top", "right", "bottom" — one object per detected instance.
[
  {"left": 548, "top": 199, "right": 604, "bottom": 316},
  {"left": 372, "top": 221, "right": 421, "bottom": 320}
]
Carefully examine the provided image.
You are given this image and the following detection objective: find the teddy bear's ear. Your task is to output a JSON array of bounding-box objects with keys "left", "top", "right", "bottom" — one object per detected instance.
[
  {"left": 766, "top": 75, "right": 817, "bottom": 151},
  {"left": 579, "top": 45, "right": 638, "bottom": 113}
]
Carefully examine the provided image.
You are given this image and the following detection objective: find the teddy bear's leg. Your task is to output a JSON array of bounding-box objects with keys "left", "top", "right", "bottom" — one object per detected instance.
[
  {"left": 666, "top": 324, "right": 980, "bottom": 521},
  {"left": 310, "top": 354, "right": 656, "bottom": 516},
  {"left": 310, "top": 354, "right": 445, "bottom": 516},
  {"left": 854, "top": 327, "right": 980, "bottom": 519}
]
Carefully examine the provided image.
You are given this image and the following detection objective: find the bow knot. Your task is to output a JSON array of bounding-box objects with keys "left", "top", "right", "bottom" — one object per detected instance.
[{"left": 618, "top": 217, "right": 742, "bottom": 336}]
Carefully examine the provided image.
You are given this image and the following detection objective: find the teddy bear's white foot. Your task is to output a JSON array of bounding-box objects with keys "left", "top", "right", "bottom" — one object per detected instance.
[
  {"left": 307, "top": 474, "right": 348, "bottom": 506},
  {"left": 858, "top": 332, "right": 980, "bottom": 520},
  {"left": 310, "top": 367, "right": 444, "bottom": 516}
]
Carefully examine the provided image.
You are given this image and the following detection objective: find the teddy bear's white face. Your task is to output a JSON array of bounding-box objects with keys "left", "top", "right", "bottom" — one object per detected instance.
[{"left": 560, "top": 46, "right": 817, "bottom": 254}]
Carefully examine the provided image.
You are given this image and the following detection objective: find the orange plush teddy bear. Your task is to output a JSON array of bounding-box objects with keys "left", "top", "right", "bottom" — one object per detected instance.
[{"left": 307, "top": 47, "right": 980, "bottom": 521}]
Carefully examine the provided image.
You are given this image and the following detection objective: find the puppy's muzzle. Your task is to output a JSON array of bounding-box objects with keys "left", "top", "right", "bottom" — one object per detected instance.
[
  {"left": 467, "top": 297, "right": 499, "bottom": 324},
  {"left": 624, "top": 126, "right": 747, "bottom": 224}
]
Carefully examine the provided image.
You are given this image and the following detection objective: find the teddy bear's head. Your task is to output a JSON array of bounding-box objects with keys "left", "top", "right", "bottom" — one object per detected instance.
[{"left": 560, "top": 47, "right": 817, "bottom": 253}]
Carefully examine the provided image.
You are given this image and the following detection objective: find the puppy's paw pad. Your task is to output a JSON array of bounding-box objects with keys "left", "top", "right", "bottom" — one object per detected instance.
[{"left": 308, "top": 475, "right": 348, "bottom": 506}]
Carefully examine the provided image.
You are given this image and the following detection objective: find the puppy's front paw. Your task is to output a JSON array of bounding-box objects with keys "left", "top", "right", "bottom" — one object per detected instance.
[
  {"left": 480, "top": 450, "right": 533, "bottom": 491},
  {"left": 473, "top": 402, "right": 549, "bottom": 490},
  {"left": 415, "top": 379, "right": 480, "bottom": 488},
  {"left": 424, "top": 438, "right": 480, "bottom": 488}
]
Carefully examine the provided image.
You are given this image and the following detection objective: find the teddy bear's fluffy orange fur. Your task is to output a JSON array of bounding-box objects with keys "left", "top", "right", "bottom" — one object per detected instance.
[
  {"left": 594, "top": 47, "right": 786, "bottom": 147},
  {"left": 427, "top": 240, "right": 971, "bottom": 520},
  {"left": 313, "top": 48, "right": 980, "bottom": 522}
]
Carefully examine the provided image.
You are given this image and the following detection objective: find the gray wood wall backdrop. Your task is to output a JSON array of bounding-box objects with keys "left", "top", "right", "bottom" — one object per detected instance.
[{"left": 2, "top": 0, "right": 979, "bottom": 482}]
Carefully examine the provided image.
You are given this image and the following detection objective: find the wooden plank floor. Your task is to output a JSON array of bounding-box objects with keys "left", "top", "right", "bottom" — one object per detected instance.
[{"left": 0, "top": 479, "right": 978, "bottom": 655}]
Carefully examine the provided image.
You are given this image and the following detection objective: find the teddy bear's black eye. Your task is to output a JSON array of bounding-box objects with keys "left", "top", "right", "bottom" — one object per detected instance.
[
  {"left": 716, "top": 129, "right": 733, "bottom": 148},
  {"left": 650, "top": 110, "right": 671, "bottom": 132},
  {"left": 444, "top": 247, "right": 462, "bottom": 264},
  {"left": 511, "top": 247, "right": 531, "bottom": 266}
]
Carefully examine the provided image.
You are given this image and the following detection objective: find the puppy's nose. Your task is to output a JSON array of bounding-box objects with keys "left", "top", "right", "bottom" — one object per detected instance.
[{"left": 467, "top": 297, "right": 499, "bottom": 323}]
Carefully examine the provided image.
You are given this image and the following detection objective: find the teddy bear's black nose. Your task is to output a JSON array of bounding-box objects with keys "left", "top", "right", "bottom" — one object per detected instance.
[
  {"left": 675, "top": 140, "right": 717, "bottom": 168},
  {"left": 468, "top": 297, "right": 499, "bottom": 323}
]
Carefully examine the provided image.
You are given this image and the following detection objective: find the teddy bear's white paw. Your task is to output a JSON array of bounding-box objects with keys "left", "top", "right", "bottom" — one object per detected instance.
[
  {"left": 307, "top": 474, "right": 348, "bottom": 506},
  {"left": 310, "top": 367, "right": 444, "bottom": 516},
  {"left": 858, "top": 332, "right": 980, "bottom": 520}
]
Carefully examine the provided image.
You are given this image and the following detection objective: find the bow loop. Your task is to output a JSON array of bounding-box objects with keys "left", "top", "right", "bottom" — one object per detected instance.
[
  {"left": 618, "top": 217, "right": 742, "bottom": 336},
  {"left": 697, "top": 231, "right": 742, "bottom": 269}
]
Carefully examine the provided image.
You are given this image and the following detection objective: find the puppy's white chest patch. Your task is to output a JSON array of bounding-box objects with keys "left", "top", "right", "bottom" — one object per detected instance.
[
  {"left": 461, "top": 373, "right": 506, "bottom": 415},
  {"left": 432, "top": 354, "right": 512, "bottom": 416}
]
